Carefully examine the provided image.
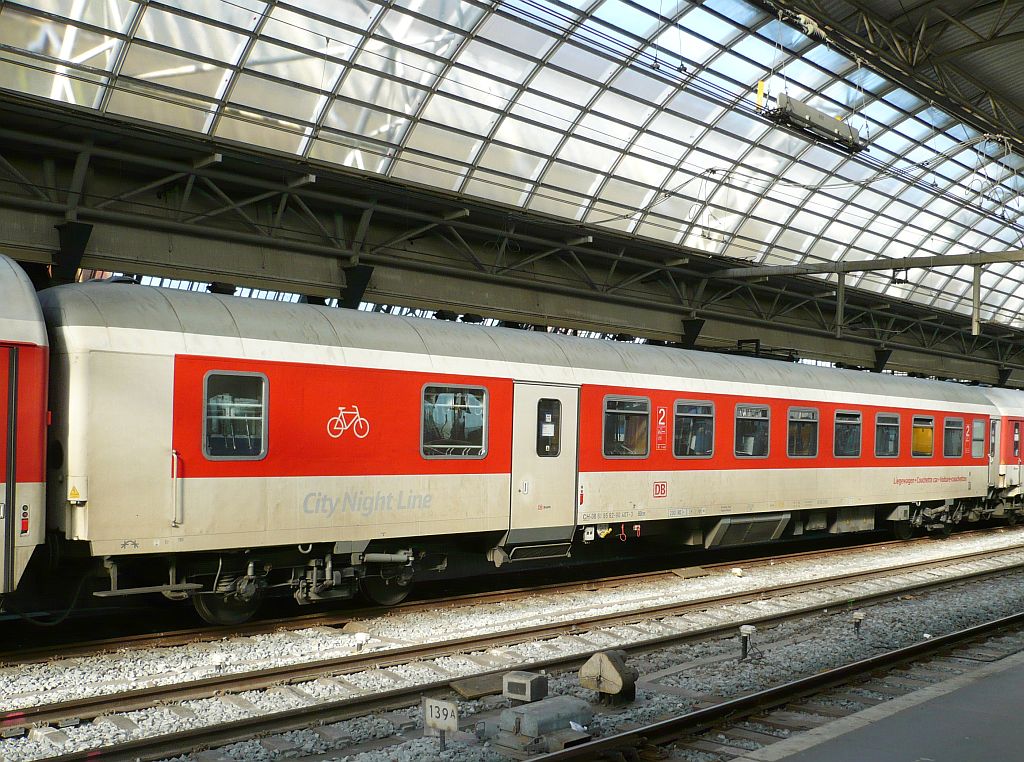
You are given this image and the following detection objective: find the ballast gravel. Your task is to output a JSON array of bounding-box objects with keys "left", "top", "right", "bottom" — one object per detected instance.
[
  {"left": 3, "top": 529, "right": 1023, "bottom": 715},
  {"left": 173, "top": 567, "right": 1024, "bottom": 762},
  {"left": 2, "top": 529, "right": 1024, "bottom": 761}
]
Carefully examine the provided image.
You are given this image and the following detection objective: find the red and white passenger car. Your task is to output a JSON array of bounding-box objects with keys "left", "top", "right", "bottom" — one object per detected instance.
[{"left": 0, "top": 253, "right": 1021, "bottom": 623}]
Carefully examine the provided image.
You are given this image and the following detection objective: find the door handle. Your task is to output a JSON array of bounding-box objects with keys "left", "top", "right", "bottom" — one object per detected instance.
[{"left": 171, "top": 449, "right": 183, "bottom": 527}]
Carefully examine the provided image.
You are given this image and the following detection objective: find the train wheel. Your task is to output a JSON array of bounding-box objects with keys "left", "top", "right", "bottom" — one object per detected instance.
[
  {"left": 930, "top": 522, "right": 952, "bottom": 540},
  {"left": 891, "top": 520, "right": 913, "bottom": 541},
  {"left": 193, "top": 593, "right": 261, "bottom": 625},
  {"left": 361, "top": 575, "right": 412, "bottom": 606},
  {"left": 1007, "top": 512, "right": 1018, "bottom": 527}
]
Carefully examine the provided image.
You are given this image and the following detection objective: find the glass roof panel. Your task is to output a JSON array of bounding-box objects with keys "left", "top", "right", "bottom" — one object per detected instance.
[
  {"left": 244, "top": 40, "right": 346, "bottom": 90},
  {"left": 0, "top": 7, "right": 121, "bottom": 73},
  {"left": 512, "top": 90, "right": 582, "bottom": 129},
  {"left": 614, "top": 154, "right": 672, "bottom": 187},
  {"left": 215, "top": 109, "right": 307, "bottom": 153},
  {"left": 229, "top": 73, "right": 321, "bottom": 120},
  {"left": 592, "top": 0, "right": 660, "bottom": 39},
  {"left": 1, "top": 0, "right": 1022, "bottom": 323},
  {"left": 136, "top": 7, "right": 248, "bottom": 65},
  {"left": 396, "top": 0, "right": 485, "bottom": 30},
  {"left": 477, "top": 13, "right": 556, "bottom": 59},
  {"left": 548, "top": 42, "right": 617, "bottom": 84},
  {"left": 341, "top": 69, "right": 426, "bottom": 116},
  {"left": 264, "top": 5, "right": 368, "bottom": 48},
  {"left": 357, "top": 36, "right": 447, "bottom": 86},
  {"left": 420, "top": 93, "right": 499, "bottom": 135},
  {"left": 323, "top": 99, "right": 410, "bottom": 145},
  {"left": 105, "top": 80, "right": 213, "bottom": 131},
  {"left": 492, "top": 116, "right": 562, "bottom": 155}
]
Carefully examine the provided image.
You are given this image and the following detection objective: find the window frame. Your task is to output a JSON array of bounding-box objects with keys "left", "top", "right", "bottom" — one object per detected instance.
[
  {"left": 786, "top": 407, "right": 819, "bottom": 459},
  {"left": 672, "top": 399, "right": 715, "bottom": 459},
  {"left": 734, "top": 403, "right": 770, "bottom": 459},
  {"left": 202, "top": 370, "right": 269, "bottom": 462},
  {"left": 536, "top": 397, "right": 561, "bottom": 458},
  {"left": 420, "top": 382, "right": 489, "bottom": 460},
  {"left": 602, "top": 395, "right": 651, "bottom": 459},
  {"left": 942, "top": 417, "right": 964, "bottom": 458},
  {"left": 833, "top": 410, "right": 862, "bottom": 458},
  {"left": 912, "top": 415, "right": 935, "bottom": 458},
  {"left": 875, "top": 412, "right": 900, "bottom": 458},
  {"left": 971, "top": 419, "right": 986, "bottom": 459}
]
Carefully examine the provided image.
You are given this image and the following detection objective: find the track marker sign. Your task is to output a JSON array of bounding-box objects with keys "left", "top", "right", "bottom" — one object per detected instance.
[{"left": 423, "top": 697, "right": 458, "bottom": 751}]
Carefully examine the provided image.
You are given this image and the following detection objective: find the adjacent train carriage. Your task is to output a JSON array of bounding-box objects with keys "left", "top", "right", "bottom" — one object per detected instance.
[
  {"left": 0, "top": 252, "right": 1020, "bottom": 624},
  {"left": 0, "top": 256, "right": 47, "bottom": 595},
  {"left": 973, "top": 387, "right": 1024, "bottom": 502}
]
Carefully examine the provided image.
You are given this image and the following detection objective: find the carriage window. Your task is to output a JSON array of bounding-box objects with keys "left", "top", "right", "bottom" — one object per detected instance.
[
  {"left": 912, "top": 416, "right": 934, "bottom": 457},
  {"left": 943, "top": 418, "right": 964, "bottom": 458},
  {"left": 735, "top": 405, "right": 769, "bottom": 457},
  {"left": 875, "top": 413, "right": 900, "bottom": 457},
  {"left": 972, "top": 419, "right": 985, "bottom": 458},
  {"left": 674, "top": 401, "right": 714, "bottom": 458},
  {"left": 536, "top": 398, "right": 561, "bottom": 457},
  {"left": 422, "top": 385, "right": 487, "bottom": 458},
  {"left": 204, "top": 372, "right": 267, "bottom": 460},
  {"left": 603, "top": 397, "right": 649, "bottom": 458},
  {"left": 1015, "top": 422, "right": 1021, "bottom": 458},
  {"left": 834, "top": 411, "right": 861, "bottom": 457},
  {"left": 788, "top": 408, "right": 818, "bottom": 457}
]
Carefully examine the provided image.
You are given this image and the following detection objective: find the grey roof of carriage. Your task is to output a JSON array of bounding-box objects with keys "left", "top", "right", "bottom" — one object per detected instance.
[
  {"left": 40, "top": 278, "right": 999, "bottom": 408},
  {"left": 0, "top": 254, "right": 46, "bottom": 347}
]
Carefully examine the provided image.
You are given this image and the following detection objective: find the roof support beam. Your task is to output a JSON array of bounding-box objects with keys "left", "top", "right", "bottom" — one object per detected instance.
[
  {"left": 716, "top": 249, "right": 1024, "bottom": 278},
  {"left": 64, "top": 142, "right": 92, "bottom": 222},
  {"left": 836, "top": 272, "right": 845, "bottom": 339}
]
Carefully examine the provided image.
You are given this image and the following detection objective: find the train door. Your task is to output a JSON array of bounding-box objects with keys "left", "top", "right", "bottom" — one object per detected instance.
[
  {"left": 0, "top": 346, "right": 16, "bottom": 593},
  {"left": 502, "top": 383, "right": 579, "bottom": 560},
  {"left": 990, "top": 418, "right": 1001, "bottom": 486},
  {"left": 1009, "top": 420, "right": 1022, "bottom": 486}
]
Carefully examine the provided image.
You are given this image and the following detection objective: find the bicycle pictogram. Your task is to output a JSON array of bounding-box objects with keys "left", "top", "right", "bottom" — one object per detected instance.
[{"left": 327, "top": 405, "right": 370, "bottom": 439}]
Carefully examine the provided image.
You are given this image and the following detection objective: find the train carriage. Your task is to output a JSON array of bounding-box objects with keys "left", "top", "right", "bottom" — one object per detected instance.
[
  {"left": 0, "top": 253, "right": 1020, "bottom": 624},
  {"left": 0, "top": 256, "right": 48, "bottom": 596}
]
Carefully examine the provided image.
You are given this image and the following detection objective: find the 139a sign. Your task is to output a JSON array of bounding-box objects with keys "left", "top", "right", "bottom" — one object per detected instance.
[{"left": 423, "top": 697, "right": 458, "bottom": 732}]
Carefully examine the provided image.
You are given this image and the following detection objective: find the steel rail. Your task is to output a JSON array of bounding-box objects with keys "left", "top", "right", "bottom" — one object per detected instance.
[
  {"left": 13, "top": 544, "right": 1024, "bottom": 756},
  {"left": 533, "top": 611, "right": 1024, "bottom": 759},
  {"left": 0, "top": 531, "right": 939, "bottom": 666}
]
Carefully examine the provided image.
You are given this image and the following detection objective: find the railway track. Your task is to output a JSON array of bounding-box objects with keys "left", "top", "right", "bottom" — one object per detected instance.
[
  {"left": 535, "top": 612, "right": 1024, "bottom": 760},
  {"left": 12, "top": 541, "right": 1024, "bottom": 761},
  {"left": 0, "top": 530, "right": 992, "bottom": 667}
]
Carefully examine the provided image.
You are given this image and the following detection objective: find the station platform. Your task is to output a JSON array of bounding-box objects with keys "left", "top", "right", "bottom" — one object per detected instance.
[{"left": 734, "top": 648, "right": 1024, "bottom": 762}]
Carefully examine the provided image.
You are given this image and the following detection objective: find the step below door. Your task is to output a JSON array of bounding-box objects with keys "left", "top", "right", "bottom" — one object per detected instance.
[
  {"left": 506, "top": 383, "right": 579, "bottom": 551},
  {"left": 1, "top": 346, "right": 16, "bottom": 593}
]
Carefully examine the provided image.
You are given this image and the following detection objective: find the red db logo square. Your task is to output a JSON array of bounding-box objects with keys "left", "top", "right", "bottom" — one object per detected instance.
[{"left": 653, "top": 481, "right": 668, "bottom": 498}]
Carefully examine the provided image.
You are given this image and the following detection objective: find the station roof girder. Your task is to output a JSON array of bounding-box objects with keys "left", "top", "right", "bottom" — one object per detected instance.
[{"left": 2, "top": 100, "right": 1024, "bottom": 385}]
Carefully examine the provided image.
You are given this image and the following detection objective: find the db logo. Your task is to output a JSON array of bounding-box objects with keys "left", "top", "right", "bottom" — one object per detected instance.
[{"left": 653, "top": 481, "right": 668, "bottom": 498}]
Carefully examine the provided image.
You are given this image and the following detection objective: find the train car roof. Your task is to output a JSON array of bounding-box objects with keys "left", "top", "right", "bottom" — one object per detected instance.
[
  {"left": 979, "top": 386, "right": 1024, "bottom": 417},
  {"left": 0, "top": 255, "right": 47, "bottom": 347},
  {"left": 39, "top": 281, "right": 1002, "bottom": 408}
]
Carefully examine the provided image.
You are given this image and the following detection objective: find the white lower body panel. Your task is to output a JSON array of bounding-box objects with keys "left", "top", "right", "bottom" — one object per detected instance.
[
  {"left": 578, "top": 466, "right": 987, "bottom": 524},
  {"left": 2, "top": 482, "right": 44, "bottom": 591},
  {"left": 90, "top": 473, "right": 510, "bottom": 556}
]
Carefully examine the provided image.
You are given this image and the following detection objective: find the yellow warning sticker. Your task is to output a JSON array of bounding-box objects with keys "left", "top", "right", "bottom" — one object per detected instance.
[{"left": 69, "top": 486, "right": 80, "bottom": 500}]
